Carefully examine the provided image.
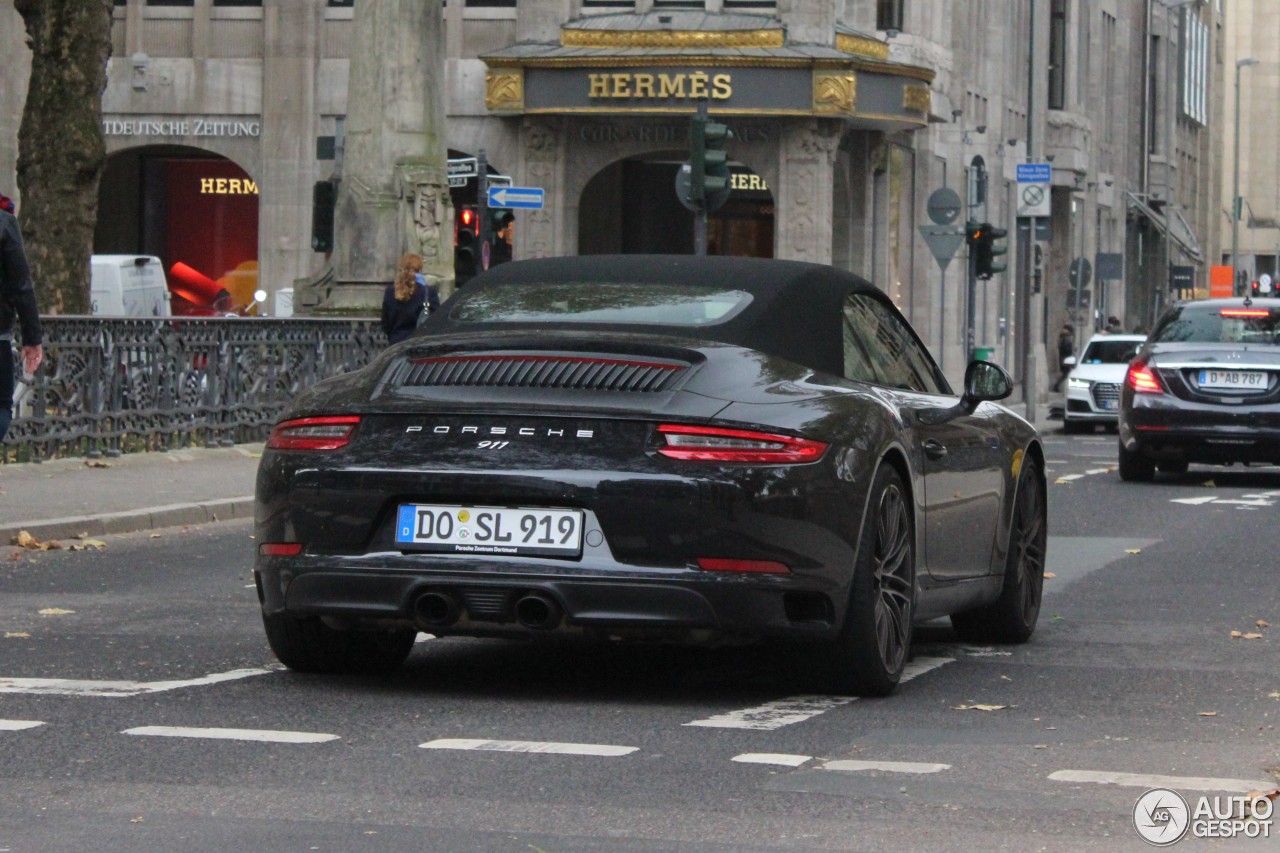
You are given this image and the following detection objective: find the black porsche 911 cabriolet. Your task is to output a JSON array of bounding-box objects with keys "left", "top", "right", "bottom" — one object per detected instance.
[{"left": 254, "top": 255, "right": 1046, "bottom": 696}]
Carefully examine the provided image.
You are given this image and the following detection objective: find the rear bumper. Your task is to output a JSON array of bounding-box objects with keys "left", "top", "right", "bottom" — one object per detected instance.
[{"left": 1120, "top": 399, "right": 1280, "bottom": 464}]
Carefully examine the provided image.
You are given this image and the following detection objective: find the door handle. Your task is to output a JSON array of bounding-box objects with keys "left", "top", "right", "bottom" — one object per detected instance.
[{"left": 923, "top": 439, "right": 948, "bottom": 460}]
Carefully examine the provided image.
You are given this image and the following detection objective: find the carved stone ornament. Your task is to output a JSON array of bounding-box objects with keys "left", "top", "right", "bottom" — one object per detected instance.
[
  {"left": 813, "top": 73, "right": 857, "bottom": 115},
  {"left": 486, "top": 70, "right": 524, "bottom": 112},
  {"left": 413, "top": 185, "right": 444, "bottom": 262},
  {"left": 523, "top": 122, "right": 558, "bottom": 155},
  {"left": 797, "top": 123, "right": 841, "bottom": 161}
]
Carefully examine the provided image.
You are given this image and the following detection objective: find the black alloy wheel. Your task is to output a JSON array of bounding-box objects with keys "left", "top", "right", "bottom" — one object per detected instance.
[
  {"left": 263, "top": 611, "right": 416, "bottom": 674},
  {"left": 1118, "top": 440, "right": 1156, "bottom": 482},
  {"left": 951, "top": 457, "right": 1047, "bottom": 644},
  {"left": 818, "top": 464, "right": 915, "bottom": 697}
]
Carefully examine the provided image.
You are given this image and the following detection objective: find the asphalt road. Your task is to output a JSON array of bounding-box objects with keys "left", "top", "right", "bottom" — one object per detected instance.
[{"left": 1, "top": 431, "right": 1278, "bottom": 852}]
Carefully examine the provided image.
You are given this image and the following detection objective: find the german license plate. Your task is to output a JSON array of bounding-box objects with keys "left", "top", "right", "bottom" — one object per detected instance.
[
  {"left": 1101, "top": 399, "right": 1117, "bottom": 410},
  {"left": 1198, "top": 369, "right": 1268, "bottom": 391},
  {"left": 395, "top": 505, "right": 583, "bottom": 557}
]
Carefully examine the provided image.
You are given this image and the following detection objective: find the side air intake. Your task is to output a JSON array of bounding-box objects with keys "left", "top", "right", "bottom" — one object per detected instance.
[{"left": 396, "top": 354, "right": 688, "bottom": 392}]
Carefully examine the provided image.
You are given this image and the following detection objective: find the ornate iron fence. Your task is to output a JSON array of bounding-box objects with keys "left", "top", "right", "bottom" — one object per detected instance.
[{"left": 5, "top": 317, "right": 386, "bottom": 462}]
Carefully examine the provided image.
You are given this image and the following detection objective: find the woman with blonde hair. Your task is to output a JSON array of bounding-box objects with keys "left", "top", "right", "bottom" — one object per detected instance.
[{"left": 380, "top": 252, "right": 438, "bottom": 344}]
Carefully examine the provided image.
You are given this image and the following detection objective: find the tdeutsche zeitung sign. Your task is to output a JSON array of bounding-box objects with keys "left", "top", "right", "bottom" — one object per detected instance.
[{"left": 102, "top": 117, "right": 261, "bottom": 138}]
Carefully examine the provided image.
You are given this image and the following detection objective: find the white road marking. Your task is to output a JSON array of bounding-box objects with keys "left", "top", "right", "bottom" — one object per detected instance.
[
  {"left": 420, "top": 738, "right": 636, "bottom": 757},
  {"left": 0, "top": 667, "right": 273, "bottom": 697},
  {"left": 1056, "top": 474, "right": 1086, "bottom": 482},
  {"left": 0, "top": 719, "right": 44, "bottom": 731},
  {"left": 1049, "top": 769, "right": 1275, "bottom": 793},
  {"left": 823, "top": 759, "right": 951, "bottom": 774},
  {"left": 732, "top": 753, "right": 812, "bottom": 767},
  {"left": 1171, "top": 496, "right": 1218, "bottom": 506},
  {"left": 685, "top": 656, "right": 954, "bottom": 730},
  {"left": 1085, "top": 468, "right": 1112, "bottom": 475},
  {"left": 730, "top": 754, "right": 950, "bottom": 774},
  {"left": 123, "top": 725, "right": 339, "bottom": 744}
]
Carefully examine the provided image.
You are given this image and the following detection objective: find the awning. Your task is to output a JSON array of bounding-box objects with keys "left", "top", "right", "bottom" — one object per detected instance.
[{"left": 1126, "top": 191, "right": 1204, "bottom": 263}]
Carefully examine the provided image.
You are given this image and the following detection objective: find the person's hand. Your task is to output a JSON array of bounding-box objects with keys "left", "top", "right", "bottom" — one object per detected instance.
[{"left": 21, "top": 344, "right": 42, "bottom": 378}]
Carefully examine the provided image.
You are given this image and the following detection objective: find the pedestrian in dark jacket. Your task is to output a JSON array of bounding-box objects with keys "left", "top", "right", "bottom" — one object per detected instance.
[
  {"left": 0, "top": 205, "right": 44, "bottom": 440},
  {"left": 1051, "top": 323, "right": 1074, "bottom": 392},
  {"left": 381, "top": 252, "right": 430, "bottom": 345}
]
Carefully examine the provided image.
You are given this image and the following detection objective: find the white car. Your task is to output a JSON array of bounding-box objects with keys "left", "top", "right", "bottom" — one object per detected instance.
[{"left": 1063, "top": 333, "right": 1147, "bottom": 433}]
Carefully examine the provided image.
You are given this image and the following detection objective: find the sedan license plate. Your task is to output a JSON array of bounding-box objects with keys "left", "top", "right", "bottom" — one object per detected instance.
[
  {"left": 1198, "top": 369, "right": 1268, "bottom": 392},
  {"left": 395, "top": 505, "right": 583, "bottom": 557}
]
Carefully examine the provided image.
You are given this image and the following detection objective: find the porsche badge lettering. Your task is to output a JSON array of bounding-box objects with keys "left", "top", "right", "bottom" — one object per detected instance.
[{"left": 405, "top": 425, "right": 595, "bottom": 438}]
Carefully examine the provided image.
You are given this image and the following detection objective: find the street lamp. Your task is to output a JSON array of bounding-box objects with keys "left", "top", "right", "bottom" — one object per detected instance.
[{"left": 1232, "top": 57, "right": 1259, "bottom": 294}]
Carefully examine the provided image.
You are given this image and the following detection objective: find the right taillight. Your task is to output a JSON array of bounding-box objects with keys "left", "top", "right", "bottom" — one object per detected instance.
[{"left": 1126, "top": 361, "right": 1165, "bottom": 395}]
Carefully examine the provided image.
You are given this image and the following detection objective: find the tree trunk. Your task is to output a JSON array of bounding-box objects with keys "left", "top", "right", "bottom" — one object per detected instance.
[{"left": 14, "top": 0, "right": 114, "bottom": 315}]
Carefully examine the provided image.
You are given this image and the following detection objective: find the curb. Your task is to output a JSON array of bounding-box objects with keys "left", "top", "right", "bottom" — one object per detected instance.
[{"left": 2, "top": 496, "right": 254, "bottom": 546}]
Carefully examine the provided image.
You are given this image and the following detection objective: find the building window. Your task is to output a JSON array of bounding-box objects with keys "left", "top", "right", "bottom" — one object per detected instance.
[
  {"left": 1048, "top": 0, "right": 1066, "bottom": 110},
  {"left": 583, "top": 0, "right": 635, "bottom": 8},
  {"left": 1182, "top": 8, "right": 1208, "bottom": 126},
  {"left": 653, "top": 0, "right": 704, "bottom": 8},
  {"left": 877, "top": 0, "right": 903, "bottom": 32},
  {"left": 724, "top": 0, "right": 776, "bottom": 9},
  {"left": 212, "top": 0, "right": 261, "bottom": 5},
  {"left": 465, "top": 0, "right": 516, "bottom": 6},
  {"left": 145, "top": 0, "right": 194, "bottom": 5},
  {"left": 326, "top": 0, "right": 353, "bottom": 7}
]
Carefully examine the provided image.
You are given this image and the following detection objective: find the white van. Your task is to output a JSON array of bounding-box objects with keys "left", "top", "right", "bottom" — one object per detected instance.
[{"left": 90, "top": 255, "right": 172, "bottom": 317}]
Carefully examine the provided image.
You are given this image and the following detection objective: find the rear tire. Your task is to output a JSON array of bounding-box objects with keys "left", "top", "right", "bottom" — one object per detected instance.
[
  {"left": 950, "top": 457, "right": 1047, "bottom": 644},
  {"left": 1118, "top": 441, "right": 1156, "bottom": 482},
  {"left": 263, "top": 612, "right": 416, "bottom": 674},
  {"left": 815, "top": 465, "right": 915, "bottom": 697}
]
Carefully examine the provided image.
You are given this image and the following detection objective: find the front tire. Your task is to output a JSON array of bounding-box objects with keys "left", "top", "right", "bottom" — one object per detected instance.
[
  {"left": 950, "top": 456, "right": 1047, "bottom": 644},
  {"left": 263, "top": 612, "right": 416, "bottom": 674},
  {"left": 1118, "top": 440, "right": 1156, "bottom": 482},
  {"left": 816, "top": 465, "right": 915, "bottom": 697}
]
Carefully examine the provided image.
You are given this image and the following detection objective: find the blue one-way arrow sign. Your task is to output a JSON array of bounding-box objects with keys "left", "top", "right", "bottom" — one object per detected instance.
[{"left": 487, "top": 186, "right": 544, "bottom": 209}]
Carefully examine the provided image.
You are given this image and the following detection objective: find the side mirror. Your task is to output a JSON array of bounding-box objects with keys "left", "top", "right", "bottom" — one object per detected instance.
[
  {"left": 962, "top": 359, "right": 1013, "bottom": 404},
  {"left": 1063, "top": 355, "right": 1077, "bottom": 368}
]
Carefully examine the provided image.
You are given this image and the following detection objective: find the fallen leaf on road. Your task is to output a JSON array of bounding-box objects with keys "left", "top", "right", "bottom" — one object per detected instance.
[
  {"left": 4, "top": 632, "right": 30, "bottom": 638},
  {"left": 85, "top": 460, "right": 112, "bottom": 468},
  {"left": 1033, "top": 744, "right": 1049, "bottom": 749},
  {"left": 1198, "top": 711, "right": 1217, "bottom": 717},
  {"left": 1231, "top": 631, "right": 1265, "bottom": 640},
  {"left": 1124, "top": 548, "right": 1142, "bottom": 554},
  {"left": 149, "top": 533, "right": 162, "bottom": 539},
  {"left": 38, "top": 608, "right": 75, "bottom": 616},
  {"left": 951, "top": 704, "right": 1007, "bottom": 712},
  {"left": 6, "top": 552, "right": 21, "bottom": 561},
  {"left": 1000, "top": 675, "right": 1012, "bottom": 681},
  {"left": 67, "top": 539, "right": 107, "bottom": 551},
  {"left": 1043, "top": 571, "right": 1057, "bottom": 578},
  {"left": 129, "top": 816, "right": 143, "bottom": 824},
  {"left": 11, "top": 531, "right": 61, "bottom": 550},
  {"left": 1258, "top": 620, "right": 1270, "bottom": 629},
  {"left": 1202, "top": 480, "right": 1216, "bottom": 487},
  {"left": 1269, "top": 692, "right": 1280, "bottom": 699},
  {"left": 1054, "top": 478, "right": 1072, "bottom": 485}
]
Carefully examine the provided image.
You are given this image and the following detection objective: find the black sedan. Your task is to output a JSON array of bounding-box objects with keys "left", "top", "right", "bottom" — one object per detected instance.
[
  {"left": 254, "top": 256, "right": 1046, "bottom": 696},
  {"left": 1118, "top": 297, "right": 1280, "bottom": 481}
]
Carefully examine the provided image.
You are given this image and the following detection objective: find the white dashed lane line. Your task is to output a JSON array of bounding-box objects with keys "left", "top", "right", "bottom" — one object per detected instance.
[
  {"left": 0, "top": 719, "right": 44, "bottom": 731},
  {"left": 123, "top": 726, "right": 340, "bottom": 744},
  {"left": 1049, "top": 769, "right": 1275, "bottom": 793},
  {"left": 420, "top": 738, "right": 637, "bottom": 757},
  {"left": 684, "top": 656, "right": 954, "bottom": 730},
  {"left": 732, "top": 754, "right": 950, "bottom": 774},
  {"left": 0, "top": 668, "right": 274, "bottom": 697}
]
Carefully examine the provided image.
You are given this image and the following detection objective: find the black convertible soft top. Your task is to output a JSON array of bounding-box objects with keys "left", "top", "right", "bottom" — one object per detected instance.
[{"left": 431, "top": 255, "right": 885, "bottom": 377}]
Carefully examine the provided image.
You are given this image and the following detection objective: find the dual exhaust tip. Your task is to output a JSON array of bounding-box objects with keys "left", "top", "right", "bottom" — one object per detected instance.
[{"left": 412, "top": 590, "right": 562, "bottom": 631}]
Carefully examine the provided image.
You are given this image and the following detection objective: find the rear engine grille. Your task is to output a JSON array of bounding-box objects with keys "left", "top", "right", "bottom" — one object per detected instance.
[
  {"left": 1090, "top": 382, "right": 1120, "bottom": 408},
  {"left": 399, "top": 355, "right": 687, "bottom": 392},
  {"left": 461, "top": 588, "right": 512, "bottom": 620}
]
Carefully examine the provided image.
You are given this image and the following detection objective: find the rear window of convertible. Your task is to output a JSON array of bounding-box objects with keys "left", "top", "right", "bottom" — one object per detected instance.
[{"left": 448, "top": 282, "right": 753, "bottom": 326}]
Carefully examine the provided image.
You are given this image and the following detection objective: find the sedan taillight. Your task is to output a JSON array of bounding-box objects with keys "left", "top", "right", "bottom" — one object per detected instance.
[
  {"left": 656, "top": 424, "right": 828, "bottom": 463},
  {"left": 1126, "top": 362, "right": 1165, "bottom": 395},
  {"left": 267, "top": 416, "right": 361, "bottom": 450}
]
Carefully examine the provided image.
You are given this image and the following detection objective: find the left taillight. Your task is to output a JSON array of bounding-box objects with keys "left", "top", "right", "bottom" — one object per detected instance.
[
  {"left": 1126, "top": 362, "right": 1165, "bottom": 395},
  {"left": 266, "top": 415, "right": 361, "bottom": 451},
  {"left": 656, "top": 424, "right": 828, "bottom": 464}
]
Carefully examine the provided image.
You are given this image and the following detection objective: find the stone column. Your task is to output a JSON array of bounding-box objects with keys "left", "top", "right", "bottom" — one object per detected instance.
[
  {"left": 775, "top": 120, "right": 841, "bottom": 264},
  {"left": 326, "top": 0, "right": 452, "bottom": 311},
  {"left": 520, "top": 119, "right": 563, "bottom": 259}
]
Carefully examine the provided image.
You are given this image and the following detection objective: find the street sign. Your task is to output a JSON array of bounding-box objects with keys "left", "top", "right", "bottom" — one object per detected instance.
[
  {"left": 1016, "top": 162, "right": 1052, "bottom": 218},
  {"left": 487, "top": 185, "right": 543, "bottom": 209},
  {"left": 448, "top": 176, "right": 468, "bottom": 188},
  {"left": 1096, "top": 252, "right": 1124, "bottom": 281},
  {"left": 447, "top": 157, "right": 477, "bottom": 179},
  {"left": 918, "top": 224, "right": 965, "bottom": 272},
  {"left": 926, "top": 188, "right": 962, "bottom": 225},
  {"left": 1069, "top": 257, "right": 1092, "bottom": 288}
]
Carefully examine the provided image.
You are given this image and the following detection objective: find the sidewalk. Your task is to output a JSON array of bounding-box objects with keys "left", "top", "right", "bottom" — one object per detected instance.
[{"left": 0, "top": 443, "right": 262, "bottom": 545}]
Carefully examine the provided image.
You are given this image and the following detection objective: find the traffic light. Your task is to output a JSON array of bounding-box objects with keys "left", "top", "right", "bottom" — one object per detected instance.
[
  {"left": 967, "top": 221, "right": 1009, "bottom": 279},
  {"left": 311, "top": 180, "right": 335, "bottom": 253},
  {"left": 690, "top": 112, "right": 733, "bottom": 211},
  {"left": 454, "top": 206, "right": 479, "bottom": 286}
]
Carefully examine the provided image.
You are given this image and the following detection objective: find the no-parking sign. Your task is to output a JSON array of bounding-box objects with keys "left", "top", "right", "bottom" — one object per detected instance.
[{"left": 1016, "top": 163, "right": 1051, "bottom": 218}]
